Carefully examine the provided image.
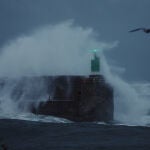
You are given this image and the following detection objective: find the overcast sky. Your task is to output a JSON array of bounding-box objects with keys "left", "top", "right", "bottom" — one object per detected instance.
[{"left": 0, "top": 0, "right": 150, "bottom": 81}]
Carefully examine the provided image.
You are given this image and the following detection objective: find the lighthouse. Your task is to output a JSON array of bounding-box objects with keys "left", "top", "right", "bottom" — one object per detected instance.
[{"left": 91, "top": 49, "right": 100, "bottom": 75}]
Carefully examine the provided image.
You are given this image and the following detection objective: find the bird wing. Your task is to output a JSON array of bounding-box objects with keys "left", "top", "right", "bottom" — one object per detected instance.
[{"left": 129, "top": 28, "right": 145, "bottom": 32}]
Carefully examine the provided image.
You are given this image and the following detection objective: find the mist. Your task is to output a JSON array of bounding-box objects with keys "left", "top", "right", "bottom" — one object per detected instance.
[
  {"left": 0, "top": 21, "right": 149, "bottom": 125},
  {"left": 0, "top": 21, "right": 117, "bottom": 77},
  {"left": 101, "top": 55, "right": 150, "bottom": 125}
]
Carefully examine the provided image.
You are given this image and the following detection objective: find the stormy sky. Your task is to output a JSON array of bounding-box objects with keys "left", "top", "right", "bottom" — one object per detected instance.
[{"left": 0, "top": 0, "right": 150, "bottom": 81}]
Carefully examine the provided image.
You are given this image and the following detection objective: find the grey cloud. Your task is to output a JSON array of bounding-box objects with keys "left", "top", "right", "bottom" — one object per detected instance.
[{"left": 0, "top": 0, "right": 150, "bottom": 81}]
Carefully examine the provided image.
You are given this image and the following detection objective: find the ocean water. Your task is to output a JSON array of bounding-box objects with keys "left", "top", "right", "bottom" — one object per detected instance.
[
  {"left": 0, "top": 80, "right": 150, "bottom": 150},
  {"left": 0, "top": 119, "right": 150, "bottom": 150},
  {"left": 0, "top": 21, "right": 150, "bottom": 149}
]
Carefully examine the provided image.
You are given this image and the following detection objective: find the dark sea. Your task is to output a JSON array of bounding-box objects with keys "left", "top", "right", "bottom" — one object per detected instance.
[{"left": 0, "top": 119, "right": 150, "bottom": 150}]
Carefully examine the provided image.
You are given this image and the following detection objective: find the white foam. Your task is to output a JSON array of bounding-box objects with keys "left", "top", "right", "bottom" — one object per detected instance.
[{"left": 0, "top": 20, "right": 149, "bottom": 126}]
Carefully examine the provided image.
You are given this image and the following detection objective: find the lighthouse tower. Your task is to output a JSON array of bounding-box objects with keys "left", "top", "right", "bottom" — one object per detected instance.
[{"left": 91, "top": 50, "right": 100, "bottom": 75}]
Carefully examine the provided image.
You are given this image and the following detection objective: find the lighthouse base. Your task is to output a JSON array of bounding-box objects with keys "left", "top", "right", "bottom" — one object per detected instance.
[{"left": 31, "top": 75, "right": 114, "bottom": 122}]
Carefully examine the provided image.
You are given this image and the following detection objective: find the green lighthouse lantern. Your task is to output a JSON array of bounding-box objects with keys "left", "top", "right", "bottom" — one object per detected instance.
[{"left": 91, "top": 49, "right": 100, "bottom": 74}]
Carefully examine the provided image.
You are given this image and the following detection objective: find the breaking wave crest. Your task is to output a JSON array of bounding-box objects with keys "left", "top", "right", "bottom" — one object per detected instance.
[{"left": 0, "top": 21, "right": 149, "bottom": 126}]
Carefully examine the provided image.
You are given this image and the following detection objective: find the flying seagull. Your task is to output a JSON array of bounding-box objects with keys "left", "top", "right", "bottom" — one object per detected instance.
[{"left": 129, "top": 28, "right": 150, "bottom": 33}]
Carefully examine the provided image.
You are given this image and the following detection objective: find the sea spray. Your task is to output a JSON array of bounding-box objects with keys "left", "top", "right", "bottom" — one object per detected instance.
[
  {"left": 101, "top": 53, "right": 150, "bottom": 125},
  {"left": 0, "top": 20, "right": 149, "bottom": 125},
  {"left": 0, "top": 20, "right": 116, "bottom": 115}
]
